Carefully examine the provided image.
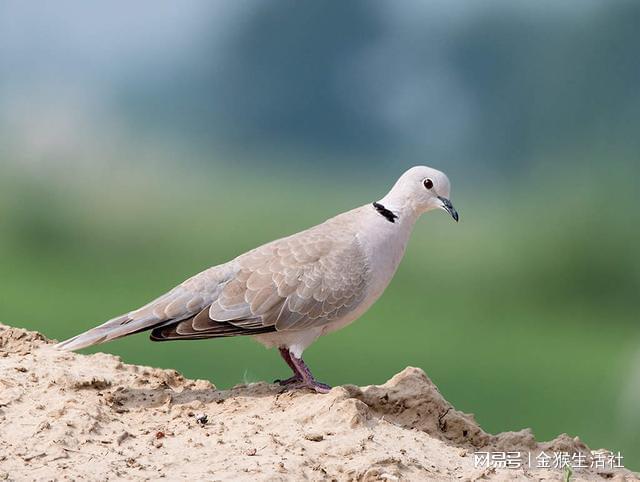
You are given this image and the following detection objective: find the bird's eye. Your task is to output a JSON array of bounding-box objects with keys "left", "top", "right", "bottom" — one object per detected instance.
[{"left": 423, "top": 178, "right": 434, "bottom": 190}]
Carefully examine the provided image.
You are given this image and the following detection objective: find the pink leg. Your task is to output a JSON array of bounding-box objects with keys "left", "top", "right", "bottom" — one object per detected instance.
[
  {"left": 275, "top": 347, "right": 331, "bottom": 393},
  {"left": 275, "top": 347, "right": 302, "bottom": 386},
  {"left": 288, "top": 353, "right": 331, "bottom": 394}
]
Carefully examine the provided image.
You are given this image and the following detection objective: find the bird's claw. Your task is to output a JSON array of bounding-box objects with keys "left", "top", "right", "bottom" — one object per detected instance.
[
  {"left": 274, "top": 375, "right": 302, "bottom": 386},
  {"left": 274, "top": 376, "right": 331, "bottom": 393},
  {"left": 307, "top": 381, "right": 331, "bottom": 394},
  {"left": 288, "top": 380, "right": 332, "bottom": 394}
]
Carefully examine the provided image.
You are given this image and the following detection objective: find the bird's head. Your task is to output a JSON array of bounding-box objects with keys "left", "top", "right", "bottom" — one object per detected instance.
[{"left": 381, "top": 166, "right": 459, "bottom": 221}]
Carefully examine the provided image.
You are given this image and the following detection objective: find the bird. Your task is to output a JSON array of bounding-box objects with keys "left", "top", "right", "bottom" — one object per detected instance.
[{"left": 56, "top": 166, "right": 458, "bottom": 393}]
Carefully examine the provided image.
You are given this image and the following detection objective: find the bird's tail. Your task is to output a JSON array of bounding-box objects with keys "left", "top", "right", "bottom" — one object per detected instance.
[{"left": 55, "top": 313, "right": 158, "bottom": 351}]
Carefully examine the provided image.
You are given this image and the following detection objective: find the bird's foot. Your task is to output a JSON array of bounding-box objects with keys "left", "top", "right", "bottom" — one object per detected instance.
[
  {"left": 290, "top": 379, "right": 332, "bottom": 394},
  {"left": 274, "top": 375, "right": 302, "bottom": 386},
  {"left": 305, "top": 380, "right": 332, "bottom": 394},
  {"left": 277, "top": 347, "right": 331, "bottom": 394}
]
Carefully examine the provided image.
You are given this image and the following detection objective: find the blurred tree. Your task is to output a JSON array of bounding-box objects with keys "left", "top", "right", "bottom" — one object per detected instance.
[
  {"left": 118, "top": 1, "right": 640, "bottom": 172},
  {"left": 448, "top": 2, "right": 640, "bottom": 169},
  {"left": 207, "top": 1, "right": 388, "bottom": 155},
  {"left": 122, "top": 0, "right": 389, "bottom": 163}
]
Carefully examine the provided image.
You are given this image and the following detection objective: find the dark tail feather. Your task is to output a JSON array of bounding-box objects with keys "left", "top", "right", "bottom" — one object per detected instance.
[{"left": 150, "top": 315, "right": 276, "bottom": 341}]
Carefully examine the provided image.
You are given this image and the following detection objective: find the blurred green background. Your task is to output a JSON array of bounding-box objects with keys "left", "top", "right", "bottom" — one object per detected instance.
[{"left": 1, "top": 0, "right": 639, "bottom": 470}]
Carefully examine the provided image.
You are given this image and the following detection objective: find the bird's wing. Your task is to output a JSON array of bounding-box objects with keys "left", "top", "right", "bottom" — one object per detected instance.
[
  {"left": 58, "top": 210, "right": 371, "bottom": 349},
  {"left": 152, "top": 214, "right": 371, "bottom": 340}
]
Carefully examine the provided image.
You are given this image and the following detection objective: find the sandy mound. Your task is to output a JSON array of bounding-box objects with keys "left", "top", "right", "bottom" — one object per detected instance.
[{"left": 0, "top": 324, "right": 637, "bottom": 481}]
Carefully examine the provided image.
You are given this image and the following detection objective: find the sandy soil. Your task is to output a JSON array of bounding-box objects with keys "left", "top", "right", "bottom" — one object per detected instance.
[{"left": 0, "top": 324, "right": 637, "bottom": 481}]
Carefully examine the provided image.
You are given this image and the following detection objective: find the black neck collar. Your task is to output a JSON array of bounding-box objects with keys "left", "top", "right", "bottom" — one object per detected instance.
[{"left": 372, "top": 202, "right": 398, "bottom": 223}]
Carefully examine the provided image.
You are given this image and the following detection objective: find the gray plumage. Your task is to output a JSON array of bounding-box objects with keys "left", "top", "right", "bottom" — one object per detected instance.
[
  {"left": 57, "top": 208, "right": 369, "bottom": 350},
  {"left": 55, "top": 166, "right": 458, "bottom": 392}
]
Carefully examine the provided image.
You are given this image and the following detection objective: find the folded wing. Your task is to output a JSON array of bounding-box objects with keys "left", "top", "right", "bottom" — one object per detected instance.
[
  {"left": 152, "top": 224, "right": 370, "bottom": 341},
  {"left": 57, "top": 216, "right": 370, "bottom": 350}
]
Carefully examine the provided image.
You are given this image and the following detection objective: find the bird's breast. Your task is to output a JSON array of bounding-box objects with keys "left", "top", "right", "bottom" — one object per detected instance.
[{"left": 358, "top": 213, "right": 416, "bottom": 304}]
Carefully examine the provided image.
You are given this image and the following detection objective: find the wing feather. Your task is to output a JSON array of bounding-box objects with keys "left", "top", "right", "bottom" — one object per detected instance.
[
  {"left": 58, "top": 207, "right": 370, "bottom": 349},
  {"left": 206, "top": 219, "right": 371, "bottom": 333}
]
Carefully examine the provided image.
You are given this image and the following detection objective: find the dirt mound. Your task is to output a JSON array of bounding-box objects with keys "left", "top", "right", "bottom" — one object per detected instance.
[{"left": 0, "top": 324, "right": 636, "bottom": 481}]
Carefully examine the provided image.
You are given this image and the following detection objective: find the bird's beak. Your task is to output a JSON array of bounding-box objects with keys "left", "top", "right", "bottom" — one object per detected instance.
[{"left": 437, "top": 196, "right": 459, "bottom": 222}]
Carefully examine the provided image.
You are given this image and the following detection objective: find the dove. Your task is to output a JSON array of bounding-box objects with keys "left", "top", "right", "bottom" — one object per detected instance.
[{"left": 56, "top": 166, "right": 458, "bottom": 393}]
